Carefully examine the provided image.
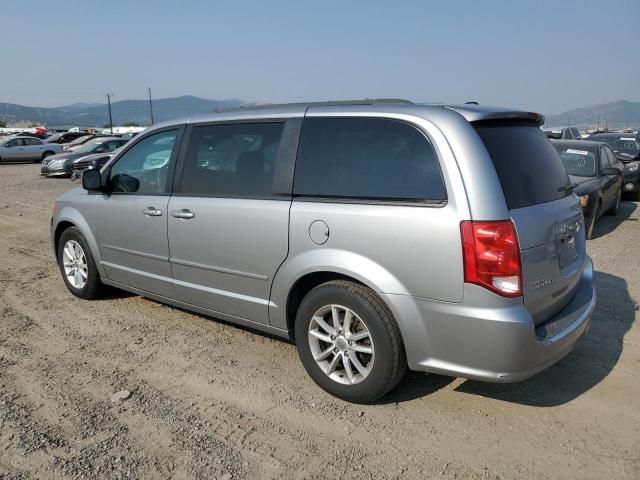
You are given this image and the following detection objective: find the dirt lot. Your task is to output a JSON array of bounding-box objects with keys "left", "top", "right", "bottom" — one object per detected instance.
[{"left": 0, "top": 162, "right": 638, "bottom": 480}]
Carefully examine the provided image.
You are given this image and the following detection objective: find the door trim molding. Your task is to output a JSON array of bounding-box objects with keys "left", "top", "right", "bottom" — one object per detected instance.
[
  {"left": 170, "top": 257, "right": 268, "bottom": 281},
  {"left": 102, "top": 243, "right": 169, "bottom": 262}
]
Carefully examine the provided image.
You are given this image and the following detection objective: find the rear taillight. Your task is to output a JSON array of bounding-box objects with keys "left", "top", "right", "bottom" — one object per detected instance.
[{"left": 460, "top": 220, "right": 522, "bottom": 298}]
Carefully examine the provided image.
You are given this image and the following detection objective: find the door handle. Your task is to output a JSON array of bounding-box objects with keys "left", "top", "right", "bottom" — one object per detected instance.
[
  {"left": 171, "top": 209, "right": 195, "bottom": 219},
  {"left": 142, "top": 207, "right": 163, "bottom": 216}
]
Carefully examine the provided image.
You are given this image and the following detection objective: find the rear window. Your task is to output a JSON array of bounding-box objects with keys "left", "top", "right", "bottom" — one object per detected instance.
[
  {"left": 294, "top": 117, "right": 446, "bottom": 202},
  {"left": 475, "top": 122, "right": 570, "bottom": 210}
]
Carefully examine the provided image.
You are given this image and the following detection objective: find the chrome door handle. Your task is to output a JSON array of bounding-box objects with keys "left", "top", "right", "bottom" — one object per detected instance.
[
  {"left": 171, "top": 209, "right": 195, "bottom": 219},
  {"left": 142, "top": 207, "right": 163, "bottom": 216}
]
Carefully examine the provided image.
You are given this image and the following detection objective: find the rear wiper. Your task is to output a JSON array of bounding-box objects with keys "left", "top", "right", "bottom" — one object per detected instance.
[{"left": 558, "top": 183, "right": 577, "bottom": 193}]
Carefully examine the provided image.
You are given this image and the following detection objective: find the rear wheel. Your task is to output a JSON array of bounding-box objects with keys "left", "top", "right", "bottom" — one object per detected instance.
[
  {"left": 295, "top": 280, "right": 406, "bottom": 403},
  {"left": 57, "top": 227, "right": 106, "bottom": 299}
]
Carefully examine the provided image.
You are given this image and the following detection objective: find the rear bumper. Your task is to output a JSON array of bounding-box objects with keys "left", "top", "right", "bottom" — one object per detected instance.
[{"left": 383, "top": 256, "right": 595, "bottom": 382}]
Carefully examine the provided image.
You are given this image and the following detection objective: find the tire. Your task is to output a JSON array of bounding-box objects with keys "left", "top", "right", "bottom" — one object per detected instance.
[
  {"left": 586, "top": 202, "right": 599, "bottom": 240},
  {"left": 606, "top": 189, "right": 621, "bottom": 216},
  {"left": 41, "top": 151, "right": 55, "bottom": 161},
  {"left": 57, "top": 227, "right": 106, "bottom": 299},
  {"left": 294, "top": 280, "right": 406, "bottom": 403}
]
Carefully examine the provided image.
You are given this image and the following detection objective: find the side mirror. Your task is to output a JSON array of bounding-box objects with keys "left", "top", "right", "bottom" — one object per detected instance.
[
  {"left": 82, "top": 168, "right": 103, "bottom": 191},
  {"left": 602, "top": 167, "right": 621, "bottom": 176}
]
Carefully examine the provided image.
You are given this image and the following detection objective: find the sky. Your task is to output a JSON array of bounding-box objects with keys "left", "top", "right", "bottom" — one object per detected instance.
[{"left": 2, "top": 0, "right": 639, "bottom": 114}]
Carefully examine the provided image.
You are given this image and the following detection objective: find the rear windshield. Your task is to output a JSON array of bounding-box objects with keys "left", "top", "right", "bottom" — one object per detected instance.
[{"left": 474, "top": 122, "right": 571, "bottom": 210}]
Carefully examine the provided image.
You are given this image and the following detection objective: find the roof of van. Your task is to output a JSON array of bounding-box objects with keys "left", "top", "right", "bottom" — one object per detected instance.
[{"left": 149, "top": 99, "right": 545, "bottom": 129}]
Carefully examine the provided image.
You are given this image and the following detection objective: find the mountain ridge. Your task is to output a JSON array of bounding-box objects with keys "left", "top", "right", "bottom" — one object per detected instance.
[
  {"left": 0, "top": 95, "right": 243, "bottom": 127},
  {"left": 2, "top": 97, "right": 639, "bottom": 129}
]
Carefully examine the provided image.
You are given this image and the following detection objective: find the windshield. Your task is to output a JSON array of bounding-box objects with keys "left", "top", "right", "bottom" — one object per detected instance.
[
  {"left": 75, "top": 139, "right": 103, "bottom": 153},
  {"left": 554, "top": 146, "right": 596, "bottom": 177},
  {"left": 590, "top": 136, "right": 640, "bottom": 158},
  {"left": 68, "top": 135, "right": 92, "bottom": 146}
]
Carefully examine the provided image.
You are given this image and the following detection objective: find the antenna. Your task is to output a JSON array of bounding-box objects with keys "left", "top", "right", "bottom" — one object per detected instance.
[
  {"left": 106, "top": 93, "right": 114, "bottom": 134},
  {"left": 148, "top": 87, "right": 154, "bottom": 125}
]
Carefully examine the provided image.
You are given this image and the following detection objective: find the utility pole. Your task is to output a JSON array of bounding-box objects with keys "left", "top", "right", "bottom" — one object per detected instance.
[
  {"left": 148, "top": 87, "right": 154, "bottom": 125},
  {"left": 106, "top": 93, "right": 114, "bottom": 134}
]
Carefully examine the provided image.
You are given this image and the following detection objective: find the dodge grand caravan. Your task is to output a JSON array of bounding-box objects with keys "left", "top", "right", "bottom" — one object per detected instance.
[{"left": 51, "top": 100, "right": 596, "bottom": 402}]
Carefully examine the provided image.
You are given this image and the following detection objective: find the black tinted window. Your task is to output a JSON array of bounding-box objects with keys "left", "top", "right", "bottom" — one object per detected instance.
[
  {"left": 293, "top": 117, "right": 446, "bottom": 202},
  {"left": 109, "top": 130, "right": 177, "bottom": 194},
  {"left": 179, "top": 122, "right": 284, "bottom": 197},
  {"left": 475, "top": 122, "right": 570, "bottom": 209}
]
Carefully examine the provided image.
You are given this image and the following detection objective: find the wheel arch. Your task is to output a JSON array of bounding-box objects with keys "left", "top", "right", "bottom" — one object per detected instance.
[
  {"left": 269, "top": 249, "right": 411, "bottom": 334},
  {"left": 52, "top": 208, "right": 105, "bottom": 277}
]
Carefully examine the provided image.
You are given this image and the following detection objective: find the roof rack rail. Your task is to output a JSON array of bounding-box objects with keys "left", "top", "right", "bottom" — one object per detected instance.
[{"left": 215, "top": 98, "right": 413, "bottom": 113}]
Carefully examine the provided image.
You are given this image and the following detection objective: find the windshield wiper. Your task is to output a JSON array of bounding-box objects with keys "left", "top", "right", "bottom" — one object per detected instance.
[{"left": 558, "top": 183, "right": 577, "bottom": 194}]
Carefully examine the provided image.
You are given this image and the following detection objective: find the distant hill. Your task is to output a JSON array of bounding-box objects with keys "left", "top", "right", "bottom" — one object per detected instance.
[
  {"left": 545, "top": 100, "right": 640, "bottom": 129},
  {"left": 3, "top": 97, "right": 639, "bottom": 130},
  {"left": 0, "top": 95, "right": 244, "bottom": 127}
]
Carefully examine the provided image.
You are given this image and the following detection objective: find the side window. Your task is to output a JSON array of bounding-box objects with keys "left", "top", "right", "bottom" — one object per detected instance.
[
  {"left": 7, "top": 139, "right": 24, "bottom": 147},
  {"left": 573, "top": 129, "right": 581, "bottom": 139},
  {"left": 108, "top": 130, "right": 178, "bottom": 194},
  {"left": 599, "top": 147, "right": 610, "bottom": 170},
  {"left": 605, "top": 148, "right": 620, "bottom": 170},
  {"left": 294, "top": 117, "right": 446, "bottom": 202},
  {"left": 178, "top": 122, "right": 285, "bottom": 197},
  {"left": 26, "top": 138, "right": 42, "bottom": 146}
]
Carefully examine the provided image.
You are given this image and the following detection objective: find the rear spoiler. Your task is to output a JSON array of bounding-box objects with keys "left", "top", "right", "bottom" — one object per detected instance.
[{"left": 444, "top": 105, "right": 545, "bottom": 126}]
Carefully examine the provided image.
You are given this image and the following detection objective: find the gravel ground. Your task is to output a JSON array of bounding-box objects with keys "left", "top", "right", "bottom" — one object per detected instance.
[{"left": 0, "top": 162, "right": 638, "bottom": 480}]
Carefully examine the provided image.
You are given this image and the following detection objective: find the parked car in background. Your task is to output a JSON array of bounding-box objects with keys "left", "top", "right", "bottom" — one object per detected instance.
[
  {"left": 42, "top": 137, "right": 128, "bottom": 177},
  {"left": 543, "top": 126, "right": 582, "bottom": 140},
  {"left": 10, "top": 131, "right": 50, "bottom": 140},
  {"left": 51, "top": 100, "right": 595, "bottom": 402},
  {"left": 0, "top": 136, "right": 63, "bottom": 162},
  {"left": 63, "top": 135, "right": 97, "bottom": 152},
  {"left": 586, "top": 132, "right": 640, "bottom": 200},
  {"left": 70, "top": 148, "right": 121, "bottom": 179},
  {"left": 46, "top": 131, "right": 91, "bottom": 144},
  {"left": 551, "top": 140, "right": 623, "bottom": 238},
  {"left": 117, "top": 132, "right": 140, "bottom": 141}
]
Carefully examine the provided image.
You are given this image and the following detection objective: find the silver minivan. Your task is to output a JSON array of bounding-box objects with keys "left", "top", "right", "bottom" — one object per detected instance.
[{"left": 51, "top": 100, "right": 596, "bottom": 402}]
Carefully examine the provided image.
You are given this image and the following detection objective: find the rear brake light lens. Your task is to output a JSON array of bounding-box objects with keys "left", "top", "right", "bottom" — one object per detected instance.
[{"left": 460, "top": 220, "right": 522, "bottom": 297}]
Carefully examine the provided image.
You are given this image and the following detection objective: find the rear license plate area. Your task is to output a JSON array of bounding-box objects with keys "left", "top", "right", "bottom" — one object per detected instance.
[{"left": 554, "top": 214, "right": 583, "bottom": 268}]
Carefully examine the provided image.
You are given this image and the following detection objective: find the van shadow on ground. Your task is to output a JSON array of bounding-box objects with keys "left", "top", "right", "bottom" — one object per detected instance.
[
  {"left": 450, "top": 270, "right": 636, "bottom": 407},
  {"left": 379, "top": 271, "right": 636, "bottom": 406}
]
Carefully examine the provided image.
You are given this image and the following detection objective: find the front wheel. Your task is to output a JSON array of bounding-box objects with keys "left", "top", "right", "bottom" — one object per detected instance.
[
  {"left": 57, "top": 227, "right": 106, "bottom": 299},
  {"left": 586, "top": 202, "right": 599, "bottom": 240},
  {"left": 295, "top": 280, "right": 406, "bottom": 403},
  {"left": 606, "top": 189, "right": 621, "bottom": 216}
]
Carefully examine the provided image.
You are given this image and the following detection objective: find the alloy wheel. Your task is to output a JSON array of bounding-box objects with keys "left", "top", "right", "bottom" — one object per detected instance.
[
  {"left": 307, "top": 304, "right": 375, "bottom": 385},
  {"left": 62, "top": 240, "right": 88, "bottom": 289}
]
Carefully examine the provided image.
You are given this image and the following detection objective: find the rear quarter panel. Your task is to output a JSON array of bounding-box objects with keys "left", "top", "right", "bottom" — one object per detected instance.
[{"left": 269, "top": 109, "right": 473, "bottom": 330}]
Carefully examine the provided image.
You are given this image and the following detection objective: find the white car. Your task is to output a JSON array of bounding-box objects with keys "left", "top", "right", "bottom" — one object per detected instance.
[{"left": 0, "top": 136, "right": 63, "bottom": 162}]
